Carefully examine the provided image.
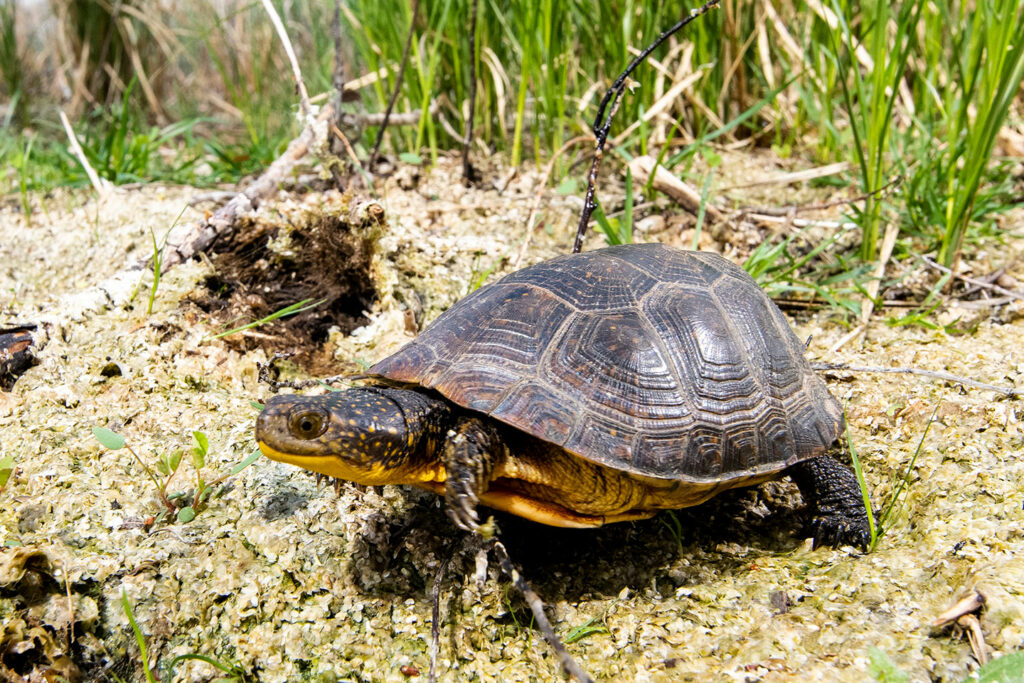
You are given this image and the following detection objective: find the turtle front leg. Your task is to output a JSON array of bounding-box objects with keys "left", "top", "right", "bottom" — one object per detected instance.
[
  {"left": 787, "top": 455, "right": 871, "bottom": 550},
  {"left": 442, "top": 417, "right": 506, "bottom": 533}
]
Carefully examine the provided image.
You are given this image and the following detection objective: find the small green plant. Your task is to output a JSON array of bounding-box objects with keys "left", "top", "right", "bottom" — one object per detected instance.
[
  {"left": 564, "top": 614, "right": 610, "bottom": 645},
  {"left": 468, "top": 252, "right": 502, "bottom": 293},
  {"left": 121, "top": 588, "right": 249, "bottom": 682},
  {"left": 848, "top": 405, "right": 938, "bottom": 551},
  {"left": 870, "top": 647, "right": 1024, "bottom": 683},
  {"left": 867, "top": 647, "right": 909, "bottom": 682},
  {"left": 742, "top": 225, "right": 868, "bottom": 315},
  {"left": 660, "top": 510, "right": 685, "bottom": 554},
  {"left": 931, "top": 0, "right": 1024, "bottom": 267},
  {"left": 501, "top": 583, "right": 535, "bottom": 646},
  {"left": 92, "top": 427, "right": 261, "bottom": 523},
  {"left": 847, "top": 421, "right": 877, "bottom": 548},
  {"left": 691, "top": 169, "right": 714, "bottom": 251},
  {"left": 122, "top": 588, "right": 159, "bottom": 683},
  {"left": 873, "top": 407, "right": 938, "bottom": 544},
  {"left": 970, "top": 650, "right": 1024, "bottom": 683},
  {"left": 206, "top": 298, "right": 326, "bottom": 340},
  {"left": 144, "top": 205, "right": 189, "bottom": 315},
  {"left": 0, "top": 455, "right": 14, "bottom": 496},
  {"left": 832, "top": 0, "right": 923, "bottom": 263}
]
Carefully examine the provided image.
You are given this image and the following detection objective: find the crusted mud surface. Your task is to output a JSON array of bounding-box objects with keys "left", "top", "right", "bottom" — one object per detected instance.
[{"left": 1, "top": 155, "right": 1023, "bottom": 682}]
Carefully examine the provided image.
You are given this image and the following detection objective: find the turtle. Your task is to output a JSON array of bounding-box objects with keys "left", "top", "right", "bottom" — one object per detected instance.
[{"left": 256, "top": 242, "right": 871, "bottom": 548}]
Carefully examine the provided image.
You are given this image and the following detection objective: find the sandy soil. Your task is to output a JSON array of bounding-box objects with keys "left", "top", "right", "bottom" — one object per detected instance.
[{"left": 1, "top": 155, "right": 1022, "bottom": 682}]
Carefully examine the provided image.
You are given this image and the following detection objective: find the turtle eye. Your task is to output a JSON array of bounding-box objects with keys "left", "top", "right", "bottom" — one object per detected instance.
[{"left": 288, "top": 408, "right": 329, "bottom": 439}]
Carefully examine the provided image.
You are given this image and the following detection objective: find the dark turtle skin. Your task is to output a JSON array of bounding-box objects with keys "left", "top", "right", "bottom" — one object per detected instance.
[{"left": 257, "top": 243, "right": 870, "bottom": 548}]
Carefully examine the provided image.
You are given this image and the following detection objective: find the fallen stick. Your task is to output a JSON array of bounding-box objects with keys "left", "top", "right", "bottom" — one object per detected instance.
[
  {"left": 920, "top": 255, "right": 1024, "bottom": 304},
  {"left": 629, "top": 155, "right": 724, "bottom": 221},
  {"left": 491, "top": 539, "right": 593, "bottom": 683},
  {"left": 59, "top": 110, "right": 110, "bottom": 197},
  {"left": 813, "top": 362, "right": 1023, "bottom": 398}
]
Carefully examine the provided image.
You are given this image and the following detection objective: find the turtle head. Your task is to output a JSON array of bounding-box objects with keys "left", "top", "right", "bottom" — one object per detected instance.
[{"left": 256, "top": 388, "right": 449, "bottom": 486}]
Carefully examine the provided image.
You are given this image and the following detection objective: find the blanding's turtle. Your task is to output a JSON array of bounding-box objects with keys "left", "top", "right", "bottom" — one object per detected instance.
[{"left": 256, "top": 243, "right": 870, "bottom": 548}]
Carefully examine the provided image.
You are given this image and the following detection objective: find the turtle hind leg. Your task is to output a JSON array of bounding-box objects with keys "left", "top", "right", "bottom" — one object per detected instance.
[{"left": 787, "top": 455, "right": 871, "bottom": 550}]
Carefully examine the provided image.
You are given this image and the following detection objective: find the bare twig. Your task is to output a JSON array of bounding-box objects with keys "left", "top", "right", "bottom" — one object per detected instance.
[
  {"left": 573, "top": 0, "right": 721, "bottom": 253},
  {"left": 813, "top": 362, "right": 1023, "bottom": 397},
  {"left": 860, "top": 221, "right": 899, "bottom": 324},
  {"left": 745, "top": 214, "right": 859, "bottom": 231},
  {"left": 330, "top": 123, "right": 365, "bottom": 172},
  {"left": 737, "top": 174, "right": 903, "bottom": 217},
  {"left": 462, "top": 0, "right": 480, "bottom": 183},
  {"left": 356, "top": 103, "right": 440, "bottom": 126},
  {"left": 491, "top": 539, "right": 593, "bottom": 683},
  {"left": 369, "top": 0, "right": 422, "bottom": 167},
  {"left": 259, "top": 0, "right": 313, "bottom": 118},
  {"left": 828, "top": 324, "right": 865, "bottom": 354},
  {"left": 629, "top": 155, "right": 724, "bottom": 220},
  {"left": 720, "top": 161, "right": 849, "bottom": 190},
  {"left": 920, "top": 255, "right": 1024, "bottom": 303},
  {"left": 59, "top": 110, "right": 110, "bottom": 197},
  {"left": 331, "top": 0, "right": 347, "bottom": 134},
  {"left": 61, "top": 556, "right": 75, "bottom": 649},
  {"left": 428, "top": 550, "right": 453, "bottom": 683}
]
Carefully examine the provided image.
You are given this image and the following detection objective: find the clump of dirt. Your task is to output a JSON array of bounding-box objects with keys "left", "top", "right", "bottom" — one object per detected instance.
[{"left": 189, "top": 191, "right": 387, "bottom": 370}]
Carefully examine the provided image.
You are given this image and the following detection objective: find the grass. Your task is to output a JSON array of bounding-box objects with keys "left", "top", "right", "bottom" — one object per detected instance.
[
  {"left": 564, "top": 614, "right": 610, "bottom": 645},
  {"left": 120, "top": 589, "right": 250, "bottom": 682},
  {"left": 831, "top": 0, "right": 923, "bottom": 263},
  {"left": 205, "top": 297, "right": 326, "bottom": 340},
  {"left": 847, "top": 404, "right": 939, "bottom": 552},
  {"left": 5, "top": 0, "right": 1024, "bottom": 298},
  {"left": 122, "top": 589, "right": 158, "bottom": 683}
]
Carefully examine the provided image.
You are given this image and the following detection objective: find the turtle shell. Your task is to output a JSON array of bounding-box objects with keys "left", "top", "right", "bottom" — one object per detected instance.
[{"left": 371, "top": 243, "right": 843, "bottom": 482}]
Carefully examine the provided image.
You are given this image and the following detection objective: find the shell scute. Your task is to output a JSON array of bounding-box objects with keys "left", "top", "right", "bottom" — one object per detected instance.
[{"left": 371, "top": 243, "right": 843, "bottom": 481}]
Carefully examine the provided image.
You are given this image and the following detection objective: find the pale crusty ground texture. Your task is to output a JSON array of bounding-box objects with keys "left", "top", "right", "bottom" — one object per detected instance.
[{"left": 1, "top": 154, "right": 1023, "bottom": 683}]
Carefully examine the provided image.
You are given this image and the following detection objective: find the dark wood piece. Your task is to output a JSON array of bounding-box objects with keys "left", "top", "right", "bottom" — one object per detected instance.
[{"left": 0, "top": 325, "right": 37, "bottom": 390}]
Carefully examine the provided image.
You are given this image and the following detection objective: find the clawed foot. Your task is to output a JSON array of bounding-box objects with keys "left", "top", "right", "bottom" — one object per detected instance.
[
  {"left": 446, "top": 475, "right": 481, "bottom": 533},
  {"left": 443, "top": 419, "right": 504, "bottom": 536},
  {"left": 806, "top": 510, "right": 871, "bottom": 550}
]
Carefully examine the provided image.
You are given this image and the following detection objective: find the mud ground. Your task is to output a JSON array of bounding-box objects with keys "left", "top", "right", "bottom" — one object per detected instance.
[{"left": 1, "top": 154, "right": 1023, "bottom": 682}]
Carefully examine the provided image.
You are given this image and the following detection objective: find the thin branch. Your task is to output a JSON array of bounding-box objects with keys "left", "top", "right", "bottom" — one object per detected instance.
[
  {"left": 813, "top": 362, "right": 1023, "bottom": 397},
  {"left": 461, "top": 0, "right": 480, "bottom": 183},
  {"left": 369, "top": 0, "right": 422, "bottom": 167},
  {"left": 573, "top": 0, "right": 720, "bottom": 253},
  {"left": 491, "top": 540, "right": 593, "bottom": 683},
  {"left": 428, "top": 549, "right": 453, "bottom": 683},
  {"left": 719, "top": 161, "right": 849, "bottom": 190},
  {"left": 743, "top": 214, "right": 859, "bottom": 231},
  {"left": 331, "top": 0, "right": 347, "bottom": 134},
  {"left": 59, "top": 110, "right": 109, "bottom": 197},
  {"left": 919, "top": 255, "right": 1024, "bottom": 303},
  {"left": 737, "top": 174, "right": 903, "bottom": 215},
  {"left": 356, "top": 102, "right": 440, "bottom": 126},
  {"left": 330, "top": 123, "right": 365, "bottom": 172},
  {"left": 259, "top": 0, "right": 313, "bottom": 118}
]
